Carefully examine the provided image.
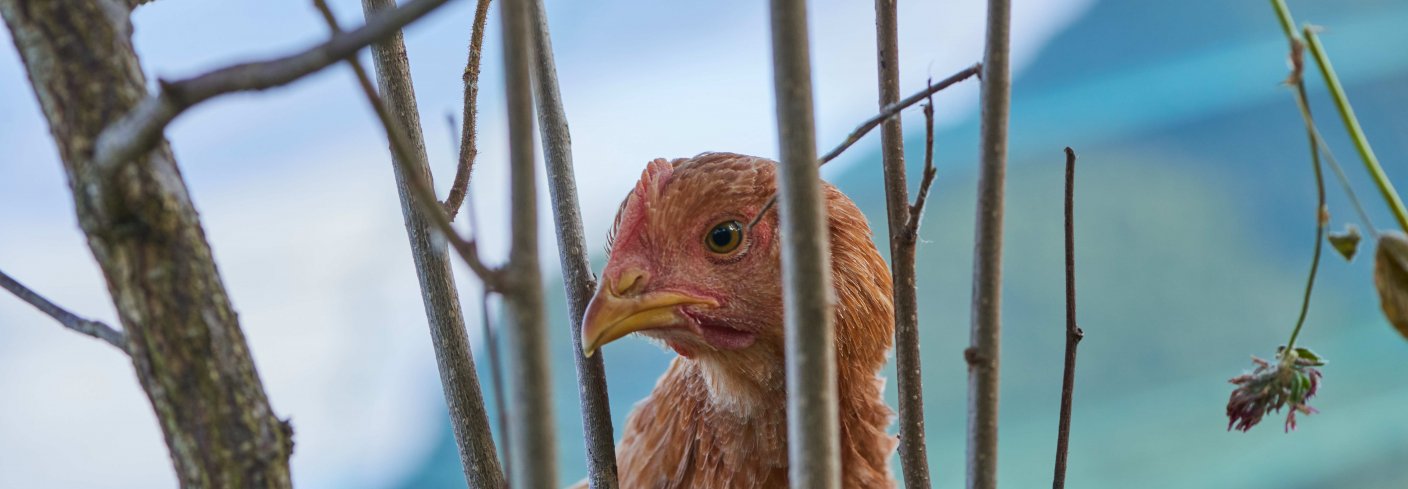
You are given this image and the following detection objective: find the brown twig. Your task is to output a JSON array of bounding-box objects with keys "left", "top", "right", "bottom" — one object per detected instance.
[
  {"left": 747, "top": 63, "right": 979, "bottom": 230},
  {"left": 90, "top": 0, "right": 453, "bottom": 180},
  {"left": 465, "top": 185, "right": 514, "bottom": 487},
  {"left": 0, "top": 269, "right": 127, "bottom": 352},
  {"left": 524, "top": 0, "right": 621, "bottom": 486},
  {"left": 1052, "top": 147, "right": 1084, "bottom": 489},
  {"left": 319, "top": 2, "right": 507, "bottom": 487},
  {"left": 872, "top": 0, "right": 931, "bottom": 485},
  {"left": 969, "top": 0, "right": 1012, "bottom": 486},
  {"left": 906, "top": 86, "right": 938, "bottom": 233},
  {"left": 444, "top": 0, "right": 494, "bottom": 220},
  {"left": 312, "top": 0, "right": 500, "bottom": 290}
]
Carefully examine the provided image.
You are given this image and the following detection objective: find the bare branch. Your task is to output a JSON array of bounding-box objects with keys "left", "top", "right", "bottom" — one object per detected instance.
[
  {"left": 524, "top": 0, "right": 620, "bottom": 487},
  {"left": 967, "top": 0, "right": 1012, "bottom": 486},
  {"left": 906, "top": 89, "right": 938, "bottom": 232},
  {"left": 317, "top": 1, "right": 507, "bottom": 487},
  {"left": 747, "top": 64, "right": 979, "bottom": 231},
  {"left": 871, "top": 0, "right": 930, "bottom": 485},
  {"left": 0, "top": 269, "right": 126, "bottom": 352},
  {"left": 1052, "top": 147, "right": 1084, "bottom": 489},
  {"left": 499, "top": 0, "right": 560, "bottom": 487},
  {"left": 90, "top": 0, "right": 454, "bottom": 180},
  {"left": 444, "top": 0, "right": 494, "bottom": 220},
  {"left": 464, "top": 182, "right": 514, "bottom": 486},
  {"left": 767, "top": 0, "right": 839, "bottom": 487}
]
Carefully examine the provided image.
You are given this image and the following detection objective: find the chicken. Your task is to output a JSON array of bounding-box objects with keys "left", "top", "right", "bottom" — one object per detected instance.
[{"left": 581, "top": 152, "right": 897, "bottom": 488}]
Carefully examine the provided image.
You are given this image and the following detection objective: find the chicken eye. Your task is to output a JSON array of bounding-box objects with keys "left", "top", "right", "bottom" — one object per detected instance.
[{"left": 705, "top": 220, "right": 744, "bottom": 254}]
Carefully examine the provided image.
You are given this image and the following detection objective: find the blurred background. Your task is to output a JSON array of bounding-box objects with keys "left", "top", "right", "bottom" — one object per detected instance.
[{"left": 3, "top": 0, "right": 1408, "bottom": 487}]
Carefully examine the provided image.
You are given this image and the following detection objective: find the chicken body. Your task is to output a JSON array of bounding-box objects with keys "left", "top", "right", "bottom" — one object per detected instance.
[{"left": 582, "top": 153, "right": 896, "bottom": 488}]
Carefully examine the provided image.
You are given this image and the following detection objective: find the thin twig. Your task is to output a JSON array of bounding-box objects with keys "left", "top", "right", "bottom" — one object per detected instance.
[
  {"left": 871, "top": 0, "right": 931, "bottom": 485},
  {"left": 968, "top": 0, "right": 1012, "bottom": 486},
  {"left": 90, "top": 0, "right": 453, "bottom": 178},
  {"left": 0, "top": 269, "right": 127, "bottom": 352},
  {"left": 1051, "top": 147, "right": 1084, "bottom": 489},
  {"left": 1285, "top": 51, "right": 1326, "bottom": 352},
  {"left": 768, "top": 0, "right": 840, "bottom": 486},
  {"left": 747, "top": 63, "right": 980, "bottom": 230},
  {"left": 320, "top": 2, "right": 506, "bottom": 487},
  {"left": 444, "top": 0, "right": 494, "bottom": 220},
  {"left": 499, "top": 0, "right": 560, "bottom": 486},
  {"left": 312, "top": 0, "right": 500, "bottom": 290},
  {"left": 524, "top": 0, "right": 621, "bottom": 486},
  {"left": 907, "top": 85, "right": 938, "bottom": 232}
]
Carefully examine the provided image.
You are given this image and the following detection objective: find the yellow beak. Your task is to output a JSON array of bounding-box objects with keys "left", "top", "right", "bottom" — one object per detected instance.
[{"left": 580, "top": 282, "right": 717, "bottom": 357}]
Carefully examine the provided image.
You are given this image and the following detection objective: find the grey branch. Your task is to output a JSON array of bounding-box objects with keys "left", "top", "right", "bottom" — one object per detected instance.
[
  {"left": 1051, "top": 147, "right": 1084, "bottom": 489},
  {"left": 768, "top": 0, "right": 840, "bottom": 487},
  {"left": 444, "top": 0, "right": 494, "bottom": 220},
  {"left": 871, "top": 0, "right": 931, "bottom": 486},
  {"left": 525, "top": 0, "right": 621, "bottom": 487},
  {"left": 89, "top": 0, "right": 453, "bottom": 180},
  {"left": 318, "top": 1, "right": 507, "bottom": 487},
  {"left": 0, "top": 269, "right": 126, "bottom": 352},
  {"left": 968, "top": 0, "right": 1012, "bottom": 487},
  {"left": 500, "top": 0, "right": 560, "bottom": 487}
]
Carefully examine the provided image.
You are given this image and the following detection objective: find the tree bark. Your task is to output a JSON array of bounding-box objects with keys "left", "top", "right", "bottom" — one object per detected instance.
[
  {"left": 767, "top": 0, "right": 840, "bottom": 487},
  {"left": 1, "top": 2, "right": 292, "bottom": 487},
  {"left": 359, "top": 1, "right": 506, "bottom": 487},
  {"left": 871, "top": 0, "right": 932, "bottom": 486},
  {"left": 524, "top": 0, "right": 620, "bottom": 487},
  {"left": 500, "top": 0, "right": 559, "bottom": 487}
]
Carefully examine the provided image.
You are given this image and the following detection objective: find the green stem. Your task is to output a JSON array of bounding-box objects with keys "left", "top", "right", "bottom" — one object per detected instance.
[
  {"left": 1286, "top": 84, "right": 1324, "bottom": 352},
  {"left": 1302, "top": 27, "right": 1408, "bottom": 231}
]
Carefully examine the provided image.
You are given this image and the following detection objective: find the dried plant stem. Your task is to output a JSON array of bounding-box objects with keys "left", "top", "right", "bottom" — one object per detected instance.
[
  {"left": 0, "top": 269, "right": 126, "bottom": 352},
  {"left": 499, "top": 0, "right": 559, "bottom": 487},
  {"left": 871, "top": 0, "right": 930, "bottom": 485},
  {"left": 968, "top": 0, "right": 1012, "bottom": 487},
  {"left": 1051, "top": 147, "right": 1084, "bottom": 489},
  {"left": 321, "top": 2, "right": 505, "bottom": 487},
  {"left": 444, "top": 0, "right": 494, "bottom": 219},
  {"left": 768, "top": 0, "right": 839, "bottom": 487},
  {"left": 524, "top": 0, "right": 621, "bottom": 487},
  {"left": 1286, "top": 69, "right": 1326, "bottom": 352}
]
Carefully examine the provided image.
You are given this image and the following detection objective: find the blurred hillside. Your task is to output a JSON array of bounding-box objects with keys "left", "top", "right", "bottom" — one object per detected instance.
[{"left": 400, "top": 0, "right": 1408, "bottom": 488}]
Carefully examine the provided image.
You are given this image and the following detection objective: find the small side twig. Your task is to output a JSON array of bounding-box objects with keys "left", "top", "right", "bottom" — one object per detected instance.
[
  {"left": 443, "top": 0, "right": 494, "bottom": 219},
  {"left": 90, "top": 0, "right": 453, "bottom": 178},
  {"left": 906, "top": 85, "right": 938, "bottom": 233},
  {"left": 313, "top": 0, "right": 500, "bottom": 290},
  {"left": 0, "top": 269, "right": 127, "bottom": 352},
  {"left": 748, "top": 63, "right": 979, "bottom": 230},
  {"left": 466, "top": 185, "right": 514, "bottom": 486},
  {"left": 1051, "top": 147, "right": 1084, "bottom": 489}
]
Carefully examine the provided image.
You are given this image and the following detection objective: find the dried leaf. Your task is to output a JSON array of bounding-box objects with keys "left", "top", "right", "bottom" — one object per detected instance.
[
  {"left": 1373, "top": 231, "right": 1408, "bottom": 340},
  {"left": 1328, "top": 224, "right": 1361, "bottom": 261}
]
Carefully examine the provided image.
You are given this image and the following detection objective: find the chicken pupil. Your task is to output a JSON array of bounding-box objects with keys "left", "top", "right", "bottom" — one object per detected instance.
[{"left": 708, "top": 221, "right": 741, "bottom": 251}]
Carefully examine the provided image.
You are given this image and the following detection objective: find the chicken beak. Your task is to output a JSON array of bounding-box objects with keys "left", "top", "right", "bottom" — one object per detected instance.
[{"left": 580, "top": 283, "right": 717, "bottom": 357}]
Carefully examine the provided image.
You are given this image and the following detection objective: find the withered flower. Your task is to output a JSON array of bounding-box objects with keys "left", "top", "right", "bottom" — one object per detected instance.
[{"left": 1226, "top": 347, "right": 1324, "bottom": 432}]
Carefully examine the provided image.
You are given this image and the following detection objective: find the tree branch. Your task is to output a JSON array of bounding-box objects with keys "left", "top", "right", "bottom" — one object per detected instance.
[
  {"left": 768, "top": 0, "right": 840, "bottom": 487},
  {"left": 499, "top": 0, "right": 560, "bottom": 487},
  {"left": 317, "top": 1, "right": 507, "bottom": 487},
  {"left": 0, "top": 269, "right": 127, "bottom": 352},
  {"left": 907, "top": 90, "right": 938, "bottom": 232},
  {"left": 89, "top": 0, "right": 454, "bottom": 182},
  {"left": 747, "top": 64, "right": 979, "bottom": 231},
  {"left": 524, "top": 0, "right": 620, "bottom": 487},
  {"left": 444, "top": 0, "right": 494, "bottom": 220},
  {"left": 968, "top": 0, "right": 1012, "bottom": 486},
  {"left": 1051, "top": 147, "right": 1084, "bottom": 489},
  {"left": 872, "top": 0, "right": 931, "bottom": 485}
]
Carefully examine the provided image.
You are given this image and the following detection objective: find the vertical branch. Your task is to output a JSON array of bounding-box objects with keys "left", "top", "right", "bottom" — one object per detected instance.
[
  {"left": 524, "top": 0, "right": 620, "bottom": 487},
  {"left": 444, "top": 0, "right": 494, "bottom": 219},
  {"left": 967, "top": 0, "right": 1012, "bottom": 487},
  {"left": 499, "top": 0, "right": 559, "bottom": 487},
  {"left": 0, "top": 3, "right": 293, "bottom": 487},
  {"left": 356, "top": 1, "right": 505, "bottom": 487},
  {"left": 872, "top": 0, "right": 932, "bottom": 486},
  {"left": 767, "top": 0, "right": 839, "bottom": 487},
  {"left": 1051, "top": 147, "right": 1084, "bottom": 489}
]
